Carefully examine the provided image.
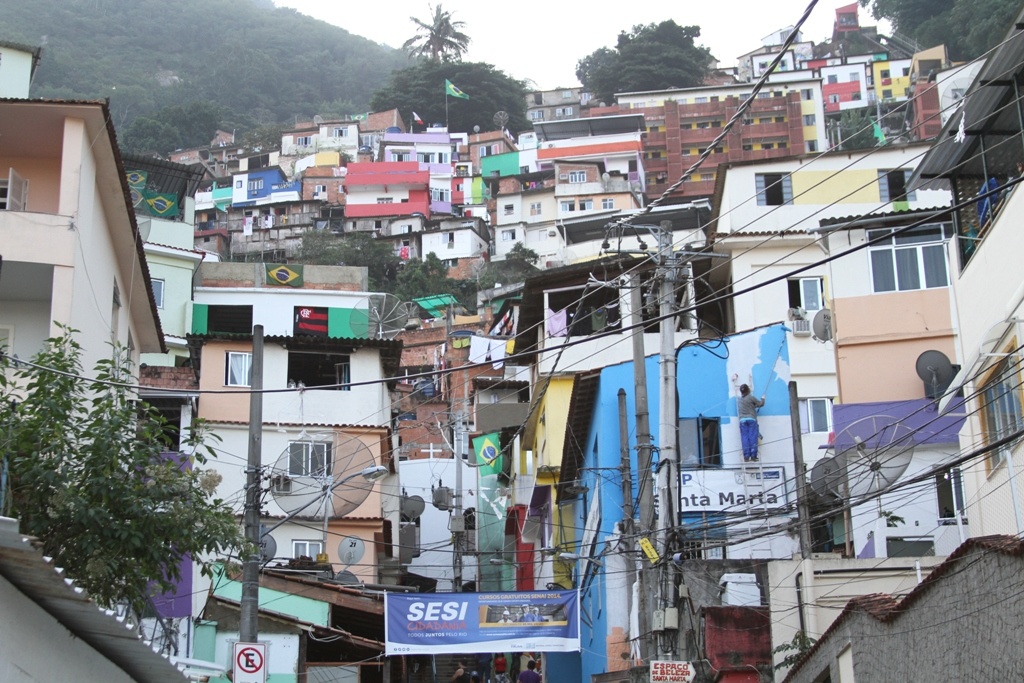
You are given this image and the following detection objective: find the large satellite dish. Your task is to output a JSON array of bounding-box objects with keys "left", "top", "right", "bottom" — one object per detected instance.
[
  {"left": 834, "top": 415, "right": 915, "bottom": 499},
  {"left": 809, "top": 452, "right": 846, "bottom": 503},
  {"left": 493, "top": 111, "right": 510, "bottom": 129},
  {"left": 351, "top": 293, "right": 410, "bottom": 340},
  {"left": 269, "top": 432, "right": 379, "bottom": 520},
  {"left": 915, "top": 349, "right": 954, "bottom": 399}
]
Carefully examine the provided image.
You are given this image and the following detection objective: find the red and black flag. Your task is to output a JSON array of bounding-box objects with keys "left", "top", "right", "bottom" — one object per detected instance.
[{"left": 295, "top": 306, "right": 328, "bottom": 336}]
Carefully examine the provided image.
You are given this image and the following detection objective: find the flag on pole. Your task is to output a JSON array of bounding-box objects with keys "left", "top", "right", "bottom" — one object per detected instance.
[
  {"left": 872, "top": 121, "right": 886, "bottom": 146},
  {"left": 472, "top": 432, "right": 502, "bottom": 477},
  {"left": 445, "top": 79, "right": 470, "bottom": 100},
  {"left": 412, "top": 111, "right": 424, "bottom": 125}
]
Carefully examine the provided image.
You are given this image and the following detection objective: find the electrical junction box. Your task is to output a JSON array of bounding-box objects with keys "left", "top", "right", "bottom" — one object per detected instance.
[
  {"left": 663, "top": 607, "right": 679, "bottom": 630},
  {"left": 449, "top": 516, "right": 465, "bottom": 533},
  {"left": 651, "top": 609, "right": 665, "bottom": 632}
]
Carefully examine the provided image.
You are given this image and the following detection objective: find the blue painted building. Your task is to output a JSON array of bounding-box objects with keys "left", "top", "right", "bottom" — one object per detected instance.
[{"left": 546, "top": 324, "right": 792, "bottom": 682}]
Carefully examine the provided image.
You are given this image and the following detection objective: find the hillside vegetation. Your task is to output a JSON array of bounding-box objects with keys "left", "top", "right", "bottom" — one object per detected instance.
[{"left": 0, "top": 0, "right": 412, "bottom": 133}]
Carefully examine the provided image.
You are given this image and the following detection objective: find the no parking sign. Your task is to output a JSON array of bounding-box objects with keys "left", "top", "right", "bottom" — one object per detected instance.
[{"left": 233, "top": 642, "right": 267, "bottom": 683}]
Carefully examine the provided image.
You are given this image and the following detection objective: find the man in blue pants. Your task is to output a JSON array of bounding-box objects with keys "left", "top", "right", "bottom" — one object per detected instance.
[{"left": 738, "top": 384, "right": 765, "bottom": 461}]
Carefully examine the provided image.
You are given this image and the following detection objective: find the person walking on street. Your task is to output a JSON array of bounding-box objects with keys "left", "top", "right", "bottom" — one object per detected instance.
[
  {"left": 738, "top": 384, "right": 765, "bottom": 461},
  {"left": 517, "top": 660, "right": 540, "bottom": 683}
]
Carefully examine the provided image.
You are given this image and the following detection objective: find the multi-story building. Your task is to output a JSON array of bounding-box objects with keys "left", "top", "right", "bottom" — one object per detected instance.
[
  {"left": 589, "top": 75, "right": 827, "bottom": 202},
  {"left": 0, "top": 97, "right": 164, "bottom": 373},
  {"left": 525, "top": 86, "right": 593, "bottom": 123}
]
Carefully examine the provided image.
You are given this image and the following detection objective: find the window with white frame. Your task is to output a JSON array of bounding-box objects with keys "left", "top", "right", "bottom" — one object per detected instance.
[
  {"left": 478, "top": 146, "right": 490, "bottom": 157},
  {"left": 503, "top": 204, "right": 514, "bottom": 215},
  {"left": 755, "top": 173, "right": 792, "bottom": 206},
  {"left": 980, "top": 355, "right": 1023, "bottom": 471},
  {"left": 568, "top": 170, "right": 587, "bottom": 183},
  {"left": 560, "top": 200, "right": 576, "bottom": 212},
  {"left": 225, "top": 352, "right": 252, "bottom": 386},
  {"left": 800, "top": 398, "right": 833, "bottom": 433},
  {"left": 289, "top": 441, "right": 333, "bottom": 477},
  {"left": 555, "top": 106, "right": 574, "bottom": 117},
  {"left": 878, "top": 169, "right": 916, "bottom": 203},
  {"left": 803, "top": 114, "right": 816, "bottom": 126},
  {"left": 296, "top": 136, "right": 312, "bottom": 146},
  {"left": 501, "top": 229, "right": 516, "bottom": 241},
  {"left": 151, "top": 279, "right": 165, "bottom": 309},
  {"left": 562, "top": 90, "right": 573, "bottom": 99},
  {"left": 333, "top": 127, "right": 349, "bottom": 137},
  {"left": 293, "top": 540, "right": 324, "bottom": 559},
  {"left": 529, "top": 110, "right": 545, "bottom": 121},
  {"left": 529, "top": 202, "right": 542, "bottom": 216},
  {"left": 247, "top": 178, "right": 264, "bottom": 192},
  {"left": 602, "top": 198, "right": 614, "bottom": 210},
  {"left": 376, "top": 197, "right": 393, "bottom": 204},
  {"left": 868, "top": 223, "right": 953, "bottom": 293},
  {"left": 579, "top": 198, "right": 593, "bottom": 211},
  {"left": 788, "top": 277, "right": 824, "bottom": 312}
]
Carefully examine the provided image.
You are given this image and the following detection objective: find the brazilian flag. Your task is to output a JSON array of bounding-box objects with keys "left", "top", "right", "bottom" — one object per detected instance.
[
  {"left": 142, "top": 190, "right": 179, "bottom": 217},
  {"left": 473, "top": 432, "right": 502, "bottom": 477},
  {"left": 445, "top": 79, "right": 469, "bottom": 100},
  {"left": 125, "top": 169, "right": 148, "bottom": 189},
  {"left": 266, "top": 264, "right": 304, "bottom": 287}
]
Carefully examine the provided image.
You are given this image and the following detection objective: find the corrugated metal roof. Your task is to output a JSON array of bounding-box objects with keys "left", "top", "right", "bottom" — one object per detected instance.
[{"left": 0, "top": 517, "right": 189, "bottom": 683}]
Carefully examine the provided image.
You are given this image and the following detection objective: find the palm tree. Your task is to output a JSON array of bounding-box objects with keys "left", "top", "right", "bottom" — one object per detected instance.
[{"left": 402, "top": 4, "right": 471, "bottom": 62}]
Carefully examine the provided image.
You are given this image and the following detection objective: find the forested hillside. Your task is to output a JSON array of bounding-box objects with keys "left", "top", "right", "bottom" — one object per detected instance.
[{"left": 0, "top": 0, "right": 411, "bottom": 133}]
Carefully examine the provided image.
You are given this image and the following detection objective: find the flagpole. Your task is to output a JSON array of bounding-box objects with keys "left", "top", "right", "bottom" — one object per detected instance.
[{"left": 445, "top": 89, "right": 450, "bottom": 130}]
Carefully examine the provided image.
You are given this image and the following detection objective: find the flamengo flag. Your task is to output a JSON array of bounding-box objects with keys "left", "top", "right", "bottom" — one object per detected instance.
[
  {"left": 295, "top": 306, "right": 328, "bottom": 336},
  {"left": 412, "top": 111, "right": 424, "bottom": 125},
  {"left": 445, "top": 79, "right": 469, "bottom": 100}
]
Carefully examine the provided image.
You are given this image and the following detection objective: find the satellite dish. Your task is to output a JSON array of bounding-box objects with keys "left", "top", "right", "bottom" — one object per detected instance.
[
  {"left": 834, "top": 415, "right": 915, "bottom": 499},
  {"left": 352, "top": 293, "right": 410, "bottom": 340},
  {"left": 337, "top": 536, "right": 366, "bottom": 566},
  {"left": 915, "top": 350, "right": 954, "bottom": 399},
  {"left": 268, "top": 433, "right": 379, "bottom": 520},
  {"left": 333, "top": 569, "right": 361, "bottom": 586},
  {"left": 260, "top": 528, "right": 278, "bottom": 563},
  {"left": 493, "top": 111, "right": 509, "bottom": 129},
  {"left": 313, "top": 114, "right": 324, "bottom": 125},
  {"left": 400, "top": 494, "right": 426, "bottom": 520},
  {"left": 809, "top": 453, "right": 845, "bottom": 503},
  {"left": 940, "top": 77, "right": 974, "bottom": 124},
  {"left": 811, "top": 308, "right": 833, "bottom": 342}
]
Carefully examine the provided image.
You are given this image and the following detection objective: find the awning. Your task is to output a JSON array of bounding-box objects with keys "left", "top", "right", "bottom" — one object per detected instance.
[{"left": 938, "top": 317, "right": 1023, "bottom": 411}]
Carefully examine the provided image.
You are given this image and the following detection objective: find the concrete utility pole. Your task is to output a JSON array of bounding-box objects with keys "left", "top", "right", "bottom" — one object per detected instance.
[
  {"left": 789, "top": 382, "right": 813, "bottom": 559},
  {"left": 240, "top": 325, "right": 265, "bottom": 643},
  {"left": 629, "top": 273, "right": 654, "bottom": 663}
]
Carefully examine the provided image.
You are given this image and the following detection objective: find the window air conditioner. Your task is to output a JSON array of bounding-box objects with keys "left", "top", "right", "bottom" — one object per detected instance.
[
  {"left": 788, "top": 307, "right": 807, "bottom": 320},
  {"left": 792, "top": 319, "right": 812, "bottom": 336},
  {"left": 271, "top": 474, "right": 292, "bottom": 493}
]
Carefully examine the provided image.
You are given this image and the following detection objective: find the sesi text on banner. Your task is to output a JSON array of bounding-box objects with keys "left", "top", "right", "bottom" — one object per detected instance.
[{"left": 384, "top": 590, "right": 580, "bottom": 655}]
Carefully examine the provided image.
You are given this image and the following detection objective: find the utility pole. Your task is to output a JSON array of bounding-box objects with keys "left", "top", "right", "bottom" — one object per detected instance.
[
  {"left": 617, "top": 389, "right": 639, "bottom": 648},
  {"left": 629, "top": 272, "right": 654, "bottom": 663},
  {"left": 789, "top": 381, "right": 813, "bottom": 558},
  {"left": 240, "top": 325, "right": 265, "bottom": 643}
]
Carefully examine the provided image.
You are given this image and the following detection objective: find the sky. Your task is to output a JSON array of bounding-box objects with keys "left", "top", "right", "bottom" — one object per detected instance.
[{"left": 274, "top": 1, "right": 890, "bottom": 91}]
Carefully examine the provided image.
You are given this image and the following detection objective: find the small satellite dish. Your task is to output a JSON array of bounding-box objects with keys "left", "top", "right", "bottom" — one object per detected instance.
[
  {"left": 915, "top": 350, "right": 954, "bottom": 399},
  {"left": 334, "top": 569, "right": 360, "bottom": 585},
  {"left": 260, "top": 529, "right": 278, "bottom": 563},
  {"left": 809, "top": 453, "right": 845, "bottom": 503},
  {"left": 834, "top": 416, "right": 915, "bottom": 499},
  {"left": 337, "top": 536, "right": 366, "bottom": 566},
  {"left": 313, "top": 114, "right": 324, "bottom": 125},
  {"left": 812, "top": 308, "right": 833, "bottom": 342},
  {"left": 400, "top": 494, "right": 426, "bottom": 520}
]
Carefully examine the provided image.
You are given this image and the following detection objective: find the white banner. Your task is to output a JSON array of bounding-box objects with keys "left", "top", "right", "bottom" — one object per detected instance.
[{"left": 679, "top": 466, "right": 789, "bottom": 512}]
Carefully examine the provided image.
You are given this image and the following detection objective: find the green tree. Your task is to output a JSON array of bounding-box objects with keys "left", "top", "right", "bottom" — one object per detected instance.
[
  {"left": 860, "top": 0, "right": 1020, "bottom": 60},
  {"left": 295, "top": 231, "right": 400, "bottom": 291},
  {"left": 474, "top": 243, "right": 540, "bottom": 290},
  {"left": 121, "top": 116, "right": 182, "bottom": 156},
  {"left": 773, "top": 630, "right": 816, "bottom": 671},
  {"left": 836, "top": 109, "right": 880, "bottom": 151},
  {"left": 0, "top": 329, "right": 243, "bottom": 609},
  {"left": 370, "top": 61, "right": 529, "bottom": 134},
  {"left": 402, "top": 3, "right": 471, "bottom": 62},
  {"left": 576, "top": 21, "right": 713, "bottom": 104}
]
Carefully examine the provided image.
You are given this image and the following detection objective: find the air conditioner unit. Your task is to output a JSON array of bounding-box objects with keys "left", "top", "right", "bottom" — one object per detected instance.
[
  {"left": 792, "top": 319, "right": 812, "bottom": 336},
  {"left": 271, "top": 474, "right": 292, "bottom": 494},
  {"left": 547, "top": 230, "right": 557, "bottom": 237},
  {"left": 788, "top": 307, "right": 807, "bottom": 320}
]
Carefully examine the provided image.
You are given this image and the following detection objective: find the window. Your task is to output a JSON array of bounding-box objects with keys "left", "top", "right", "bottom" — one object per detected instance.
[
  {"left": 800, "top": 398, "right": 832, "bottom": 433},
  {"left": 503, "top": 204, "right": 514, "bottom": 215},
  {"left": 868, "top": 224, "right": 953, "bottom": 293},
  {"left": 376, "top": 197, "right": 393, "bottom": 204},
  {"left": 430, "top": 188, "right": 451, "bottom": 202},
  {"left": 762, "top": 143, "right": 775, "bottom": 150},
  {"left": 849, "top": 72, "right": 860, "bottom": 82},
  {"left": 803, "top": 114, "right": 816, "bottom": 126},
  {"left": 333, "top": 127, "right": 349, "bottom": 137},
  {"left": 562, "top": 90, "right": 573, "bottom": 99},
  {"left": 529, "top": 110, "right": 545, "bottom": 121},
  {"left": 789, "top": 277, "right": 824, "bottom": 311},
  {"left": 0, "top": 168, "right": 27, "bottom": 211},
  {"left": 289, "top": 441, "right": 332, "bottom": 477},
  {"left": 501, "top": 229, "right": 516, "bottom": 241},
  {"left": 479, "top": 146, "right": 490, "bottom": 157},
  {"left": 529, "top": 202, "right": 542, "bottom": 216},
  {"left": 296, "top": 136, "right": 312, "bottom": 146},
  {"left": 697, "top": 121, "right": 711, "bottom": 129},
  {"left": 878, "top": 169, "right": 916, "bottom": 203},
  {"left": 392, "top": 151, "right": 410, "bottom": 162},
  {"left": 755, "top": 173, "right": 792, "bottom": 206},
  {"left": 980, "top": 356, "right": 1023, "bottom": 470},
  {"left": 293, "top": 540, "right": 324, "bottom": 559},
  {"left": 579, "top": 199, "right": 593, "bottom": 211},
  {"left": 935, "top": 467, "right": 965, "bottom": 521},
  {"left": 695, "top": 96, "right": 709, "bottom": 103},
  {"left": 560, "top": 200, "right": 576, "bottom": 212},
  {"left": 882, "top": 89, "right": 893, "bottom": 99},
  {"left": 679, "top": 417, "right": 722, "bottom": 466},
  {"left": 568, "top": 170, "right": 587, "bottom": 183},
  {"left": 742, "top": 144, "right": 752, "bottom": 151},
  {"left": 555, "top": 106, "right": 574, "bottom": 117},
  {"left": 700, "top": 173, "right": 714, "bottom": 181},
  {"left": 880, "top": 69, "right": 891, "bottom": 79},
  {"left": 829, "top": 94, "right": 840, "bottom": 104},
  {"left": 247, "top": 178, "right": 264, "bottom": 192},
  {"left": 226, "top": 352, "right": 252, "bottom": 386},
  {"left": 801, "top": 88, "right": 813, "bottom": 100},
  {"left": 314, "top": 184, "right": 327, "bottom": 195},
  {"left": 151, "top": 278, "right": 165, "bottom": 309},
  {"left": 806, "top": 140, "right": 819, "bottom": 153},
  {"left": 827, "top": 74, "right": 839, "bottom": 84},
  {"left": 602, "top": 198, "right": 614, "bottom": 210}
]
